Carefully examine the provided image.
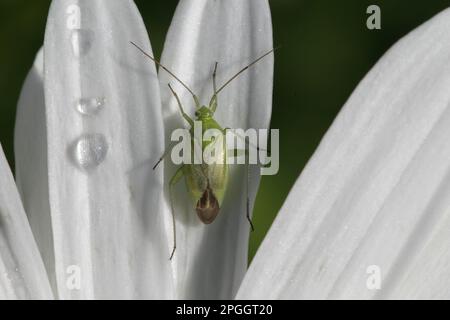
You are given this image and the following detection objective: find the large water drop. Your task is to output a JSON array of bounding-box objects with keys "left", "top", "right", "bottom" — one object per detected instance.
[{"left": 72, "top": 134, "right": 108, "bottom": 170}]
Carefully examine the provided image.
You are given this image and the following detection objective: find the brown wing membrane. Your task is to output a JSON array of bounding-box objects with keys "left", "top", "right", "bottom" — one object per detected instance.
[{"left": 196, "top": 184, "right": 220, "bottom": 224}]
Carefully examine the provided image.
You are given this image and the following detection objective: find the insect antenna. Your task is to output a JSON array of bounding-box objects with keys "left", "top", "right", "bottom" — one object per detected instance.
[
  {"left": 215, "top": 47, "right": 278, "bottom": 95},
  {"left": 130, "top": 41, "right": 200, "bottom": 106}
]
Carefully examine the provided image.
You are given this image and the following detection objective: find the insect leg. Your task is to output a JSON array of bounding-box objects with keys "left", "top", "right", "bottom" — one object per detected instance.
[
  {"left": 168, "top": 83, "right": 194, "bottom": 127},
  {"left": 169, "top": 166, "right": 185, "bottom": 260},
  {"left": 210, "top": 62, "right": 219, "bottom": 113},
  {"left": 224, "top": 128, "right": 266, "bottom": 152},
  {"left": 229, "top": 148, "right": 254, "bottom": 231},
  {"left": 153, "top": 140, "right": 179, "bottom": 170},
  {"left": 245, "top": 159, "right": 255, "bottom": 232},
  {"left": 225, "top": 128, "right": 273, "bottom": 171},
  {"left": 213, "top": 62, "right": 218, "bottom": 93}
]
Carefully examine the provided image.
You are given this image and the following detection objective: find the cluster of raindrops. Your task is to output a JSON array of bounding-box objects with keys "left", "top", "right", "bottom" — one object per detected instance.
[{"left": 67, "top": 4, "right": 109, "bottom": 171}]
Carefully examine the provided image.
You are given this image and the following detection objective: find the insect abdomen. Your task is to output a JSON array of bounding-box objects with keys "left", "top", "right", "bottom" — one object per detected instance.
[
  {"left": 184, "top": 163, "right": 228, "bottom": 224},
  {"left": 196, "top": 185, "right": 220, "bottom": 224}
]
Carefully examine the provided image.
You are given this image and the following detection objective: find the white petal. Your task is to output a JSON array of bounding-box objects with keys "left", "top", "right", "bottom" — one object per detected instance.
[
  {"left": 38, "top": 0, "right": 172, "bottom": 299},
  {"left": 159, "top": 0, "right": 273, "bottom": 298},
  {"left": 238, "top": 8, "right": 450, "bottom": 299},
  {"left": 15, "top": 48, "right": 59, "bottom": 293},
  {"left": 0, "top": 142, "right": 53, "bottom": 299}
]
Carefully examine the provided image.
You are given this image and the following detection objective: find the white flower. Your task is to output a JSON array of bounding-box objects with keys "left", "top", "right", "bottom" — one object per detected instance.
[
  {"left": 5, "top": 0, "right": 272, "bottom": 299},
  {"left": 238, "top": 8, "right": 450, "bottom": 299}
]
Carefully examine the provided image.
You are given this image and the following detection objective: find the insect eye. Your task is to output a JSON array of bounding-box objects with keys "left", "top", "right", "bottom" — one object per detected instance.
[{"left": 195, "top": 111, "right": 199, "bottom": 116}]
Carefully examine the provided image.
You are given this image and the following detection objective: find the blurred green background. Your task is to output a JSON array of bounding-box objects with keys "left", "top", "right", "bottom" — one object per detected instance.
[{"left": 0, "top": 0, "right": 448, "bottom": 261}]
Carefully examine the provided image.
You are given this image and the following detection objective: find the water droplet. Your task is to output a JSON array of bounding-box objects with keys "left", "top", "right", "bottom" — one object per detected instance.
[
  {"left": 76, "top": 97, "right": 105, "bottom": 116},
  {"left": 71, "top": 29, "right": 94, "bottom": 57},
  {"left": 72, "top": 134, "right": 108, "bottom": 170}
]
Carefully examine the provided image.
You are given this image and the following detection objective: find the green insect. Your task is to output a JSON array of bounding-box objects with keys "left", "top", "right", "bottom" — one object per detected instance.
[{"left": 131, "top": 41, "right": 274, "bottom": 259}]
